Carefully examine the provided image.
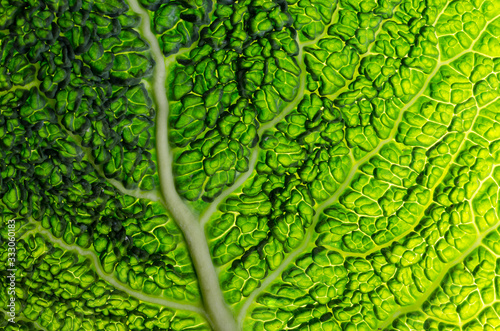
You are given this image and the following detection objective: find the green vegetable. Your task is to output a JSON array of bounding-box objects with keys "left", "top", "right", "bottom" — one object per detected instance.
[{"left": 1, "top": 0, "right": 500, "bottom": 330}]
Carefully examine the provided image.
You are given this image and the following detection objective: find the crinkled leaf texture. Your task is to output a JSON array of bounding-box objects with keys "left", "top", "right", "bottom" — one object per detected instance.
[{"left": 1, "top": 0, "right": 500, "bottom": 330}]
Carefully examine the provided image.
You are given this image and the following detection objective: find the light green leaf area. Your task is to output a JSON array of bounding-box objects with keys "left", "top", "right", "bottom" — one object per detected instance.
[{"left": 1, "top": 0, "right": 500, "bottom": 330}]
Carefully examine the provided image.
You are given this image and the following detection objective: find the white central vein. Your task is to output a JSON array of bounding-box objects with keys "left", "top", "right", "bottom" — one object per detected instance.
[{"left": 126, "top": 0, "right": 237, "bottom": 330}]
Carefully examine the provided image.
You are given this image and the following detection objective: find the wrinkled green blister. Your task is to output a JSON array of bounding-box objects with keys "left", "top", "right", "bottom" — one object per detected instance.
[{"left": 2, "top": 0, "right": 500, "bottom": 329}]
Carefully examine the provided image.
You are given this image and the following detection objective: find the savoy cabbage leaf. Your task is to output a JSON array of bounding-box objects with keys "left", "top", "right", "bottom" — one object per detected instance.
[{"left": 1, "top": 0, "right": 500, "bottom": 330}]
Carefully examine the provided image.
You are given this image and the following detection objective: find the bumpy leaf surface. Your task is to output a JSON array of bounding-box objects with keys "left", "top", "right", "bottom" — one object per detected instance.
[{"left": 1, "top": 0, "right": 500, "bottom": 330}]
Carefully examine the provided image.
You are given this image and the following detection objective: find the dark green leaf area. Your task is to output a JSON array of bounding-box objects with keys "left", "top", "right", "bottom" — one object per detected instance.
[
  {"left": 1, "top": 0, "right": 159, "bottom": 191},
  {"left": 169, "top": 10, "right": 302, "bottom": 202},
  {"left": 0, "top": 36, "right": 36, "bottom": 91},
  {"left": 304, "top": 37, "right": 361, "bottom": 96},
  {"left": 287, "top": 0, "right": 338, "bottom": 41},
  {"left": 327, "top": 0, "right": 403, "bottom": 55},
  {"left": 0, "top": 320, "right": 43, "bottom": 331},
  {"left": 141, "top": 0, "right": 212, "bottom": 56},
  {"left": 0, "top": 233, "right": 210, "bottom": 330},
  {"left": 0, "top": 89, "right": 199, "bottom": 302}
]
